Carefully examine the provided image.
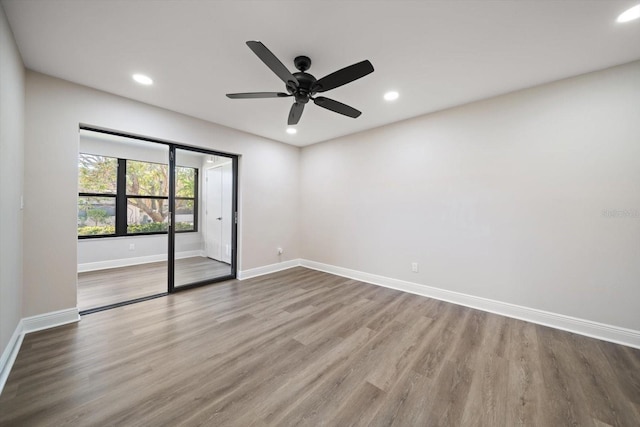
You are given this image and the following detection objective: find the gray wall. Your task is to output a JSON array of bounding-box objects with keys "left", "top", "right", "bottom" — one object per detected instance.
[
  {"left": 300, "top": 61, "right": 640, "bottom": 331},
  {"left": 0, "top": 4, "right": 24, "bottom": 355},
  {"left": 23, "top": 71, "right": 300, "bottom": 317}
]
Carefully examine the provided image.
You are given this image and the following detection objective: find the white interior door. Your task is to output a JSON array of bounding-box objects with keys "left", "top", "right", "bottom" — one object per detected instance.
[{"left": 205, "top": 167, "right": 223, "bottom": 261}]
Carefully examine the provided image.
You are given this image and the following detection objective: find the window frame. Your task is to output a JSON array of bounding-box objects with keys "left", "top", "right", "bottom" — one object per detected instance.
[{"left": 78, "top": 154, "right": 198, "bottom": 239}]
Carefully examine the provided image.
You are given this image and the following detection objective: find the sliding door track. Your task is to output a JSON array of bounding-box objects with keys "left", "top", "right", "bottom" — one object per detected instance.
[{"left": 79, "top": 293, "right": 168, "bottom": 316}]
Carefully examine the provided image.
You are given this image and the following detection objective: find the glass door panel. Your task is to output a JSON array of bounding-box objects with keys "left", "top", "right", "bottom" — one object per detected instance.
[
  {"left": 173, "top": 149, "right": 234, "bottom": 288},
  {"left": 77, "top": 129, "right": 168, "bottom": 312}
]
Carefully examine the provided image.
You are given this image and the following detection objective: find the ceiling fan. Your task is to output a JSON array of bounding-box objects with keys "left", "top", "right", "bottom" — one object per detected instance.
[{"left": 226, "top": 41, "right": 374, "bottom": 125}]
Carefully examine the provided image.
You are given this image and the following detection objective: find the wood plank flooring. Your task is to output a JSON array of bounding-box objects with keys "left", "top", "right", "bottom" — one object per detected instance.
[
  {"left": 175, "top": 256, "right": 231, "bottom": 288},
  {"left": 2, "top": 267, "right": 639, "bottom": 426},
  {"left": 78, "top": 257, "right": 231, "bottom": 311}
]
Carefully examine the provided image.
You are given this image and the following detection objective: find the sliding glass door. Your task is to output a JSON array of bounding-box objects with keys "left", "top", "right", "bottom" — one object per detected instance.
[
  {"left": 77, "top": 127, "right": 237, "bottom": 313},
  {"left": 170, "top": 147, "right": 237, "bottom": 290},
  {"left": 77, "top": 130, "right": 170, "bottom": 312}
]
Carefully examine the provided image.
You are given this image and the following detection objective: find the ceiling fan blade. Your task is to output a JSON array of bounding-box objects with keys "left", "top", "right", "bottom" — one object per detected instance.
[
  {"left": 313, "top": 97, "right": 361, "bottom": 118},
  {"left": 312, "top": 60, "right": 374, "bottom": 93},
  {"left": 246, "top": 41, "right": 299, "bottom": 89},
  {"left": 226, "top": 92, "right": 291, "bottom": 99},
  {"left": 288, "top": 102, "right": 305, "bottom": 125}
]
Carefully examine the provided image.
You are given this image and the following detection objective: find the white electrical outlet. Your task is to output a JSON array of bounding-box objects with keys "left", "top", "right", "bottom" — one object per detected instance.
[
  {"left": 277, "top": 247, "right": 284, "bottom": 255},
  {"left": 411, "top": 262, "right": 419, "bottom": 273},
  {"left": 129, "top": 244, "right": 135, "bottom": 251}
]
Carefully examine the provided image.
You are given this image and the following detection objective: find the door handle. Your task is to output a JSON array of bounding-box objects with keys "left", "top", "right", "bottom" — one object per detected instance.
[{"left": 217, "top": 217, "right": 222, "bottom": 220}]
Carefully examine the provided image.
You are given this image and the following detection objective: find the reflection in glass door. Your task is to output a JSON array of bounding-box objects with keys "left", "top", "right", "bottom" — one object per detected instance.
[
  {"left": 77, "top": 129, "right": 169, "bottom": 313},
  {"left": 171, "top": 148, "right": 236, "bottom": 289}
]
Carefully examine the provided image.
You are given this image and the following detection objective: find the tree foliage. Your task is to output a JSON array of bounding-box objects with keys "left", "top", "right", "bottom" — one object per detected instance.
[
  {"left": 78, "top": 222, "right": 192, "bottom": 236},
  {"left": 78, "top": 154, "right": 117, "bottom": 193},
  {"left": 87, "top": 208, "right": 109, "bottom": 226},
  {"left": 78, "top": 225, "right": 116, "bottom": 236},
  {"left": 78, "top": 154, "right": 196, "bottom": 226}
]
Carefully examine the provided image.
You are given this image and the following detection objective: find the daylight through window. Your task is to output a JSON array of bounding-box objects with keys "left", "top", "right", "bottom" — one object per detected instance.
[{"left": 78, "top": 153, "right": 197, "bottom": 237}]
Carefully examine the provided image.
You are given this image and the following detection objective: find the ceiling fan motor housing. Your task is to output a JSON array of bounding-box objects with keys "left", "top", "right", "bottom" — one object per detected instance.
[
  {"left": 290, "top": 56, "right": 317, "bottom": 103},
  {"left": 292, "top": 72, "right": 316, "bottom": 103}
]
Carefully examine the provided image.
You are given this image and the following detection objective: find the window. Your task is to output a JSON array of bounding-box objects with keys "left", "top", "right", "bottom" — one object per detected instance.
[
  {"left": 78, "top": 153, "right": 197, "bottom": 238},
  {"left": 175, "top": 166, "right": 196, "bottom": 231},
  {"left": 126, "top": 160, "right": 170, "bottom": 234},
  {"left": 78, "top": 154, "right": 117, "bottom": 236}
]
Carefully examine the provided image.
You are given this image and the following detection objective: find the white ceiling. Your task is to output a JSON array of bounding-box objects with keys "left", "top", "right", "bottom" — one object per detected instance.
[{"left": 3, "top": 0, "right": 640, "bottom": 146}]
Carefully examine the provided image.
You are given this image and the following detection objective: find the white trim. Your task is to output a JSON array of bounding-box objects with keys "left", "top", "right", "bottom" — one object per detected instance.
[
  {"left": 238, "top": 259, "right": 302, "bottom": 280},
  {"left": 78, "top": 250, "right": 204, "bottom": 272},
  {"left": 300, "top": 259, "right": 640, "bottom": 350},
  {"left": 0, "top": 320, "right": 24, "bottom": 394},
  {"left": 22, "top": 308, "right": 80, "bottom": 334}
]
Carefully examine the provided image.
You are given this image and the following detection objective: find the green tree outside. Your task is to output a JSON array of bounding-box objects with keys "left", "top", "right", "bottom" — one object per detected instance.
[{"left": 78, "top": 154, "right": 196, "bottom": 236}]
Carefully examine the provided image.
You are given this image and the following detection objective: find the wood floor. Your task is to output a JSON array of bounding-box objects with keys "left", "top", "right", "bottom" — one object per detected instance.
[
  {"left": 2, "top": 267, "right": 639, "bottom": 426},
  {"left": 78, "top": 256, "right": 231, "bottom": 311}
]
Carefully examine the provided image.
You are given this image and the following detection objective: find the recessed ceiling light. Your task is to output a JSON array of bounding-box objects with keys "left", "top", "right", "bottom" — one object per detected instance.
[
  {"left": 286, "top": 127, "right": 297, "bottom": 135},
  {"left": 384, "top": 91, "right": 399, "bottom": 101},
  {"left": 617, "top": 4, "right": 640, "bottom": 23},
  {"left": 132, "top": 74, "right": 153, "bottom": 85}
]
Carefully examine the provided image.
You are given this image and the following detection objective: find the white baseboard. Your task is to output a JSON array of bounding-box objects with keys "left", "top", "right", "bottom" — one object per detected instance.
[
  {"left": 238, "top": 259, "right": 302, "bottom": 280},
  {"left": 300, "top": 259, "right": 640, "bottom": 350},
  {"left": 78, "top": 250, "right": 205, "bottom": 272},
  {"left": 22, "top": 308, "right": 80, "bottom": 334},
  {"left": 0, "top": 307, "right": 80, "bottom": 395},
  {"left": 0, "top": 320, "right": 24, "bottom": 395}
]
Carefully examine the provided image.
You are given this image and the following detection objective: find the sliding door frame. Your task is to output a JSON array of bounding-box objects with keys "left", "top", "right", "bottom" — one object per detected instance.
[
  {"left": 79, "top": 125, "right": 239, "bottom": 306},
  {"left": 168, "top": 145, "right": 238, "bottom": 293}
]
